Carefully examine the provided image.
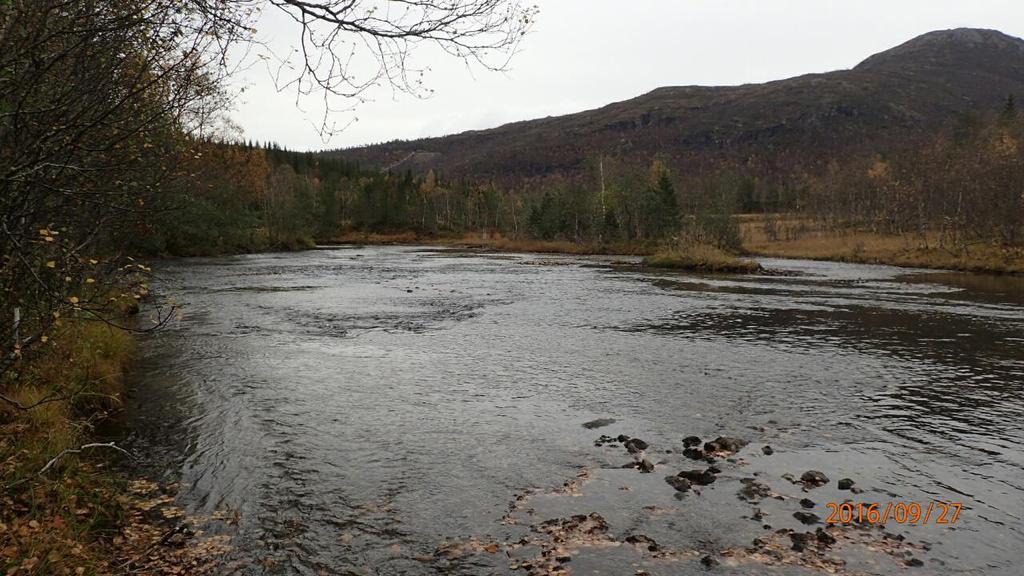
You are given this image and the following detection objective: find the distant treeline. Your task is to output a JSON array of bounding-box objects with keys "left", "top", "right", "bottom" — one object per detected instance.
[{"left": 155, "top": 97, "right": 1022, "bottom": 255}]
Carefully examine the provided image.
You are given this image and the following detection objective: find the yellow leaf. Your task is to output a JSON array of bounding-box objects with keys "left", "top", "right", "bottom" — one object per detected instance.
[
  {"left": 46, "top": 261, "right": 56, "bottom": 268},
  {"left": 85, "top": 278, "right": 95, "bottom": 284},
  {"left": 89, "top": 259, "right": 98, "bottom": 265},
  {"left": 41, "top": 336, "right": 48, "bottom": 343},
  {"left": 69, "top": 296, "right": 79, "bottom": 305}
]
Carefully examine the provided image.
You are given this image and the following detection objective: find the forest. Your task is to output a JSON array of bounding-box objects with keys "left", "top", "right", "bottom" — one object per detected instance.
[{"left": 158, "top": 99, "right": 1023, "bottom": 265}]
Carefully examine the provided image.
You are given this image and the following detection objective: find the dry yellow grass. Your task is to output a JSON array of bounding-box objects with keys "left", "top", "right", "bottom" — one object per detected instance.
[
  {"left": 325, "top": 231, "right": 656, "bottom": 256},
  {"left": 1, "top": 320, "right": 136, "bottom": 575},
  {"left": 328, "top": 222, "right": 1024, "bottom": 273},
  {"left": 739, "top": 216, "right": 1024, "bottom": 274},
  {"left": 644, "top": 244, "right": 761, "bottom": 273}
]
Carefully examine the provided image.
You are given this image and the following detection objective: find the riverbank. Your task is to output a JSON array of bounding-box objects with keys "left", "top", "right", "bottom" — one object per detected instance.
[
  {"left": 0, "top": 317, "right": 228, "bottom": 574},
  {"left": 324, "top": 231, "right": 657, "bottom": 256},
  {"left": 325, "top": 228, "right": 1024, "bottom": 274},
  {"left": 738, "top": 216, "right": 1024, "bottom": 274},
  {"left": 1, "top": 320, "right": 136, "bottom": 574}
]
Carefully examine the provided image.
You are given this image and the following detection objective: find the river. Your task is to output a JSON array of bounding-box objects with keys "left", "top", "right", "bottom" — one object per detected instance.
[{"left": 124, "top": 246, "right": 1024, "bottom": 575}]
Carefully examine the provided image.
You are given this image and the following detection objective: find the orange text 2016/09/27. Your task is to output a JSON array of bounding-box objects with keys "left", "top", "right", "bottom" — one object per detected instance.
[{"left": 825, "top": 502, "right": 963, "bottom": 525}]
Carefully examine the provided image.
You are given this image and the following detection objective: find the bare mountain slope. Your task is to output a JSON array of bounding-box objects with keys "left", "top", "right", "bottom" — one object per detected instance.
[{"left": 327, "top": 28, "right": 1024, "bottom": 179}]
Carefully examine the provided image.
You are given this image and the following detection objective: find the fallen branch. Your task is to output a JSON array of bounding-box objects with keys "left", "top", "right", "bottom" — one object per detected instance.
[
  {"left": 37, "top": 442, "right": 134, "bottom": 477},
  {"left": 4, "top": 442, "right": 135, "bottom": 492}
]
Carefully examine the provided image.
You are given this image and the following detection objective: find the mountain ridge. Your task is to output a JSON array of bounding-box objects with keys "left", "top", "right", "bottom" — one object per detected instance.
[{"left": 326, "top": 28, "right": 1024, "bottom": 179}]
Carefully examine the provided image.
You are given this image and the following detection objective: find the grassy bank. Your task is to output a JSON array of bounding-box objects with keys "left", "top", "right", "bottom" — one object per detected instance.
[
  {"left": 1, "top": 320, "right": 136, "bottom": 574},
  {"left": 643, "top": 244, "right": 762, "bottom": 273},
  {"left": 327, "top": 227, "right": 1024, "bottom": 274},
  {"left": 324, "top": 231, "right": 657, "bottom": 256},
  {"left": 1, "top": 316, "right": 231, "bottom": 575},
  {"left": 738, "top": 216, "right": 1024, "bottom": 274}
]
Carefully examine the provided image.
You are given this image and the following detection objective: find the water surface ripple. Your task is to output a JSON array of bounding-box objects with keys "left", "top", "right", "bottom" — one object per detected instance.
[{"left": 125, "top": 247, "right": 1024, "bottom": 575}]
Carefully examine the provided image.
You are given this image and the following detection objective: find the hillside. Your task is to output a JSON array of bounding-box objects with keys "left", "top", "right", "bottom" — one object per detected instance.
[{"left": 327, "top": 28, "right": 1024, "bottom": 179}]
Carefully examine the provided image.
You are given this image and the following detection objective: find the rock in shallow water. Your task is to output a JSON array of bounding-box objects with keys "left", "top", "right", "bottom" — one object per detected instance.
[
  {"left": 682, "top": 435, "right": 702, "bottom": 447},
  {"left": 665, "top": 476, "right": 692, "bottom": 492},
  {"left": 704, "top": 436, "right": 748, "bottom": 454},
  {"left": 793, "top": 511, "right": 821, "bottom": 525},
  {"left": 624, "top": 438, "right": 649, "bottom": 454},
  {"left": 837, "top": 477, "right": 855, "bottom": 490},
  {"left": 738, "top": 478, "right": 772, "bottom": 501},
  {"left": 800, "top": 470, "right": 829, "bottom": 487},
  {"left": 682, "top": 447, "right": 704, "bottom": 460},
  {"left": 624, "top": 534, "right": 660, "bottom": 552},
  {"left": 676, "top": 468, "right": 717, "bottom": 486},
  {"left": 700, "top": 554, "right": 719, "bottom": 568},
  {"left": 582, "top": 417, "right": 616, "bottom": 429}
]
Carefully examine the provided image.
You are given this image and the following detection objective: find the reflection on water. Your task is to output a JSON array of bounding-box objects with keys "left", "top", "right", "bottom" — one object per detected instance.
[{"left": 125, "top": 248, "right": 1024, "bottom": 575}]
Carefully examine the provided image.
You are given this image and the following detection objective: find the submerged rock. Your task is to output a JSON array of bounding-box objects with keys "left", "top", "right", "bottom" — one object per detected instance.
[
  {"left": 676, "top": 468, "right": 717, "bottom": 486},
  {"left": 638, "top": 459, "right": 655, "bottom": 473},
  {"left": 799, "top": 498, "right": 816, "bottom": 509},
  {"left": 682, "top": 435, "right": 702, "bottom": 447},
  {"left": 700, "top": 555, "right": 720, "bottom": 568},
  {"left": 762, "top": 445, "right": 774, "bottom": 455},
  {"left": 682, "top": 447, "right": 705, "bottom": 460},
  {"left": 665, "top": 476, "right": 692, "bottom": 492},
  {"left": 793, "top": 511, "right": 821, "bottom": 525},
  {"left": 624, "top": 438, "right": 649, "bottom": 454},
  {"left": 704, "top": 436, "right": 748, "bottom": 454},
  {"left": 624, "top": 534, "right": 660, "bottom": 552},
  {"left": 738, "top": 478, "right": 772, "bottom": 501},
  {"left": 800, "top": 470, "right": 829, "bottom": 488},
  {"left": 790, "top": 531, "right": 815, "bottom": 552},
  {"left": 837, "top": 478, "right": 855, "bottom": 490},
  {"left": 582, "top": 418, "right": 616, "bottom": 429}
]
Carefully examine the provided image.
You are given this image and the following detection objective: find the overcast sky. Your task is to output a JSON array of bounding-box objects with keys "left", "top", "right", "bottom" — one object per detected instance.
[{"left": 228, "top": 0, "right": 1024, "bottom": 151}]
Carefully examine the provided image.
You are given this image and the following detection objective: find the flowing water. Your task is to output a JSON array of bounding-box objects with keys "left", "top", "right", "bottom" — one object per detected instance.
[{"left": 124, "top": 246, "right": 1024, "bottom": 575}]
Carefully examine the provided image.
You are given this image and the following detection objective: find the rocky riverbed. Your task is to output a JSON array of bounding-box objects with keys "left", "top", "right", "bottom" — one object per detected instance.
[{"left": 421, "top": 427, "right": 933, "bottom": 575}]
